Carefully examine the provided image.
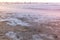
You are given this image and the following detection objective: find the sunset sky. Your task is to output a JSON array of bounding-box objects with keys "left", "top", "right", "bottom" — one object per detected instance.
[{"left": 0, "top": 0, "right": 60, "bottom": 2}]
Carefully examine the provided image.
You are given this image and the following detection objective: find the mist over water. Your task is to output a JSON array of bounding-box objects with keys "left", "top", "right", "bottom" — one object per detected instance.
[
  {"left": 1, "top": 3, "right": 60, "bottom": 16},
  {"left": 0, "top": 3, "right": 60, "bottom": 40},
  {"left": 0, "top": 3, "right": 60, "bottom": 27}
]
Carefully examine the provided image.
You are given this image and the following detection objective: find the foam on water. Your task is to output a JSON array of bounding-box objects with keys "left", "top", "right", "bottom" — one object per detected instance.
[
  {"left": 0, "top": 13, "right": 58, "bottom": 26},
  {"left": 0, "top": 3, "right": 60, "bottom": 27}
]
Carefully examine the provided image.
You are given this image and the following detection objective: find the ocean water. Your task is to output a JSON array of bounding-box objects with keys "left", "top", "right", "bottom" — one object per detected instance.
[
  {"left": 0, "top": 3, "right": 60, "bottom": 26},
  {"left": 0, "top": 3, "right": 60, "bottom": 40}
]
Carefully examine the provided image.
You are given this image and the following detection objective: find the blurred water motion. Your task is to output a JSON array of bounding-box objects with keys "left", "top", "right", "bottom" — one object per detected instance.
[{"left": 0, "top": 3, "right": 60, "bottom": 40}]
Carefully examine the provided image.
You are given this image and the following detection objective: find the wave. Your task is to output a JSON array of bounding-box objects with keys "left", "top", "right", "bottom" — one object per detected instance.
[{"left": 0, "top": 13, "right": 58, "bottom": 27}]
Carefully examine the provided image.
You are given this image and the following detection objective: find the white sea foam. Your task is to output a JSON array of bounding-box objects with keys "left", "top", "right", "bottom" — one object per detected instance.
[
  {"left": 5, "top": 31, "right": 23, "bottom": 40},
  {"left": 0, "top": 13, "right": 58, "bottom": 26}
]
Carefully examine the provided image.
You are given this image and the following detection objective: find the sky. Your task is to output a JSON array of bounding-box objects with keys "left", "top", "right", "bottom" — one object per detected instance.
[{"left": 0, "top": 0, "right": 60, "bottom": 2}]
